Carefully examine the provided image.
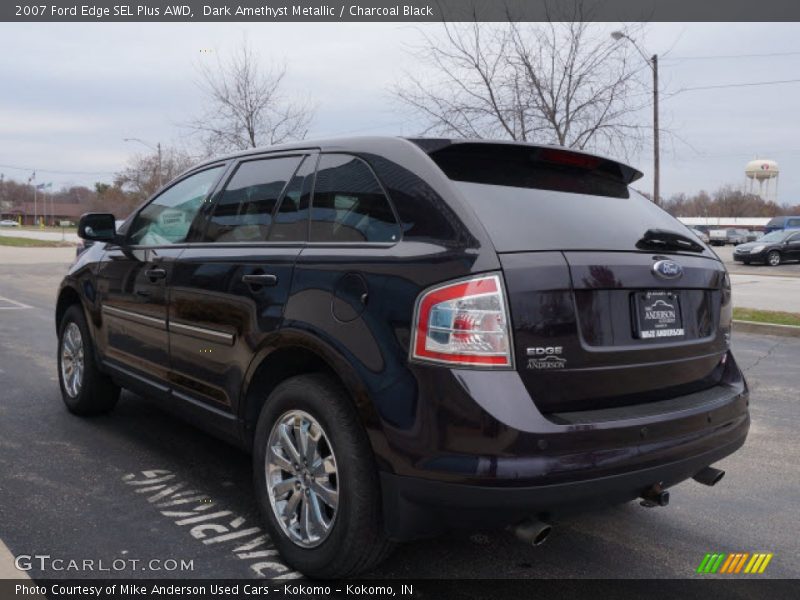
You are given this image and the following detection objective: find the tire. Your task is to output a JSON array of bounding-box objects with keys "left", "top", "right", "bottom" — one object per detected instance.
[
  {"left": 253, "top": 373, "right": 393, "bottom": 578},
  {"left": 742, "top": 259, "right": 751, "bottom": 265},
  {"left": 767, "top": 250, "right": 782, "bottom": 267},
  {"left": 57, "top": 304, "right": 120, "bottom": 415}
]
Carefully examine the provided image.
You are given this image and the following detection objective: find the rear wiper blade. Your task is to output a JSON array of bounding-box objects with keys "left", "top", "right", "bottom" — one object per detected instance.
[{"left": 636, "top": 228, "right": 704, "bottom": 253}]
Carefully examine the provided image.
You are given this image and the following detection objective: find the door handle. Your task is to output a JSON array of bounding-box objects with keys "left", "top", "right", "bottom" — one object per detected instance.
[
  {"left": 242, "top": 273, "right": 278, "bottom": 287},
  {"left": 145, "top": 267, "right": 167, "bottom": 281}
]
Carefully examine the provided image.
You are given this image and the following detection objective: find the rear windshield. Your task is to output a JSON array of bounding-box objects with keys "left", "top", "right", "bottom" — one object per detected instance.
[
  {"left": 426, "top": 142, "right": 710, "bottom": 255},
  {"left": 453, "top": 182, "right": 699, "bottom": 253},
  {"left": 428, "top": 143, "right": 634, "bottom": 198}
]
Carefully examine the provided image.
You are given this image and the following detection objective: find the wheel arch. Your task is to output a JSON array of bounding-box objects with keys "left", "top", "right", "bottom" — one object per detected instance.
[
  {"left": 55, "top": 284, "right": 83, "bottom": 332},
  {"left": 239, "top": 330, "right": 384, "bottom": 460}
]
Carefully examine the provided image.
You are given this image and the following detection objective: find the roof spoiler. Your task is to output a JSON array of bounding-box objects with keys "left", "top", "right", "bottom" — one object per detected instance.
[{"left": 408, "top": 138, "right": 643, "bottom": 185}]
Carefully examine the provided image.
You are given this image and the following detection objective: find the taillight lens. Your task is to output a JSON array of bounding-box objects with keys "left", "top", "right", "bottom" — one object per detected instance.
[
  {"left": 722, "top": 271, "right": 732, "bottom": 305},
  {"left": 410, "top": 273, "right": 513, "bottom": 368}
]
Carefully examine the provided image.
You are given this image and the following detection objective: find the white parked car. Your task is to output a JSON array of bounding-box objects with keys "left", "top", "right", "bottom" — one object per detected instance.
[
  {"left": 689, "top": 227, "right": 710, "bottom": 243},
  {"left": 0, "top": 219, "right": 20, "bottom": 227},
  {"left": 709, "top": 228, "right": 748, "bottom": 246}
]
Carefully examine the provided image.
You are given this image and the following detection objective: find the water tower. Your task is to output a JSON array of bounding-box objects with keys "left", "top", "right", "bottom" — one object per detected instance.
[{"left": 744, "top": 159, "right": 779, "bottom": 203}]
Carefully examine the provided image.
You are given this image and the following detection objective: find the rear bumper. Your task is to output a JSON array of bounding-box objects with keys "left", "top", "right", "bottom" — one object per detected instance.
[
  {"left": 375, "top": 353, "right": 750, "bottom": 541},
  {"left": 381, "top": 428, "right": 747, "bottom": 541}
]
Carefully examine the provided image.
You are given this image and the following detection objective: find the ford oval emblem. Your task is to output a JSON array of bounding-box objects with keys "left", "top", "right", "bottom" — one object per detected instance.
[{"left": 653, "top": 260, "right": 683, "bottom": 280}]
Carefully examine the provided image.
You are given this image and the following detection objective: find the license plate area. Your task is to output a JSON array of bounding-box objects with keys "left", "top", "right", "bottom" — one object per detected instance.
[{"left": 634, "top": 291, "right": 685, "bottom": 339}]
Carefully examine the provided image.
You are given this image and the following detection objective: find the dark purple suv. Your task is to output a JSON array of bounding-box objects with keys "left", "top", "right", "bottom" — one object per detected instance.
[{"left": 56, "top": 138, "right": 748, "bottom": 577}]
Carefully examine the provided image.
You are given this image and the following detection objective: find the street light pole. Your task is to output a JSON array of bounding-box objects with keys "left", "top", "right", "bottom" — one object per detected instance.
[
  {"left": 611, "top": 31, "right": 660, "bottom": 205},
  {"left": 156, "top": 142, "right": 163, "bottom": 188},
  {"left": 123, "top": 137, "right": 163, "bottom": 189}
]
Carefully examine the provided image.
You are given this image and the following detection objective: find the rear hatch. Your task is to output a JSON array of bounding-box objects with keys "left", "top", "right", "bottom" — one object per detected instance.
[{"left": 424, "top": 141, "right": 731, "bottom": 414}]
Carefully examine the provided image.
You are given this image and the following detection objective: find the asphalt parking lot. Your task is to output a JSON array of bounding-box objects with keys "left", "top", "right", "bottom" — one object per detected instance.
[{"left": 0, "top": 253, "right": 798, "bottom": 580}]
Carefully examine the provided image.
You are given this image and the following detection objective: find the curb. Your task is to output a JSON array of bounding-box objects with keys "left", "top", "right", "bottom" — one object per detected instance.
[{"left": 733, "top": 320, "right": 800, "bottom": 338}]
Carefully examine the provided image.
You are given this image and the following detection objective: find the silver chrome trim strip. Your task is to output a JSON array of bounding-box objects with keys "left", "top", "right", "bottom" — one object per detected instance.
[
  {"left": 101, "top": 305, "right": 166, "bottom": 330},
  {"left": 169, "top": 321, "right": 235, "bottom": 345}
]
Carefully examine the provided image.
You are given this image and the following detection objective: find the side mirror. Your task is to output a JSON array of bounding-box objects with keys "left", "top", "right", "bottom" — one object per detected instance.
[{"left": 78, "top": 213, "right": 117, "bottom": 242}]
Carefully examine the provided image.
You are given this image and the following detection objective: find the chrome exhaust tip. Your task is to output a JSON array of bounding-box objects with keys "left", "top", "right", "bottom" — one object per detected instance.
[
  {"left": 693, "top": 466, "right": 725, "bottom": 487},
  {"left": 512, "top": 519, "right": 552, "bottom": 546},
  {"left": 640, "top": 483, "right": 670, "bottom": 507}
]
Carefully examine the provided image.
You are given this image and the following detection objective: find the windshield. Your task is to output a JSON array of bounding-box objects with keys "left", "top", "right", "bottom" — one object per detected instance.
[{"left": 758, "top": 230, "right": 789, "bottom": 243}]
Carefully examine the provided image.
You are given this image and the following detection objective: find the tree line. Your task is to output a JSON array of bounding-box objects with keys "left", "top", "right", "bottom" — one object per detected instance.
[{"left": 656, "top": 186, "right": 800, "bottom": 219}]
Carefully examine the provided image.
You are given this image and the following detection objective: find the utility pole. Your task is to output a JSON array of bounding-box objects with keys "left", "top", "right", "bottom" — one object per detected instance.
[
  {"left": 611, "top": 32, "right": 660, "bottom": 205},
  {"left": 652, "top": 53, "right": 660, "bottom": 207}
]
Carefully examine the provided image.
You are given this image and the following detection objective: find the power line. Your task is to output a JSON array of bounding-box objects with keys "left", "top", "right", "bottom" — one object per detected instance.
[
  {"left": 0, "top": 163, "right": 115, "bottom": 176},
  {"left": 673, "top": 78, "right": 800, "bottom": 94},
  {"left": 663, "top": 50, "right": 800, "bottom": 61}
]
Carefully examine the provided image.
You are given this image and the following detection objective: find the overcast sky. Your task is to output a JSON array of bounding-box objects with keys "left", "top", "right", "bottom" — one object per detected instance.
[{"left": 2, "top": 21, "right": 800, "bottom": 204}]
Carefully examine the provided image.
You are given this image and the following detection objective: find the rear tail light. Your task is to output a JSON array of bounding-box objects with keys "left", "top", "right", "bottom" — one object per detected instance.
[
  {"left": 410, "top": 273, "right": 513, "bottom": 368},
  {"left": 722, "top": 271, "right": 732, "bottom": 305}
]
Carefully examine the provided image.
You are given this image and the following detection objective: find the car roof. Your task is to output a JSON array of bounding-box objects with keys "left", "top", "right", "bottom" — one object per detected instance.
[{"left": 187, "top": 136, "right": 643, "bottom": 183}]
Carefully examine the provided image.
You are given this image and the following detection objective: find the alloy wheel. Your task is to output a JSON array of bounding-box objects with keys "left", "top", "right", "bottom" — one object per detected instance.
[
  {"left": 60, "top": 322, "right": 84, "bottom": 398},
  {"left": 265, "top": 410, "right": 339, "bottom": 548}
]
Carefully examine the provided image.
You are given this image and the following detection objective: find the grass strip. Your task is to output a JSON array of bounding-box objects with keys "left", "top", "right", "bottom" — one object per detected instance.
[
  {"left": 0, "top": 235, "right": 73, "bottom": 248},
  {"left": 733, "top": 307, "right": 800, "bottom": 327}
]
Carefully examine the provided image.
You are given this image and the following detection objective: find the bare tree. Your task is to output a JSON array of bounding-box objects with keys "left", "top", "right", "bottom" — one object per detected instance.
[
  {"left": 187, "top": 39, "right": 314, "bottom": 155},
  {"left": 115, "top": 146, "right": 194, "bottom": 200},
  {"left": 394, "top": 8, "right": 649, "bottom": 156}
]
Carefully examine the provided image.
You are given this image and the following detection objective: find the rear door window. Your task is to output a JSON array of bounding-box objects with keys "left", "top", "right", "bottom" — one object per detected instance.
[
  {"left": 204, "top": 156, "right": 303, "bottom": 243},
  {"left": 787, "top": 218, "right": 800, "bottom": 227},
  {"left": 310, "top": 154, "right": 400, "bottom": 243},
  {"left": 268, "top": 155, "right": 315, "bottom": 242}
]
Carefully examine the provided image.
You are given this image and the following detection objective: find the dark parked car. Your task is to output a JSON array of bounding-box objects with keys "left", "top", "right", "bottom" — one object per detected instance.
[
  {"left": 56, "top": 138, "right": 748, "bottom": 578},
  {"left": 733, "top": 229, "right": 800, "bottom": 266}
]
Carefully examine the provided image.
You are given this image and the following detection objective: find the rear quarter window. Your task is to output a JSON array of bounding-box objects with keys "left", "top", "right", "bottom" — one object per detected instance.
[{"left": 309, "top": 154, "right": 400, "bottom": 243}]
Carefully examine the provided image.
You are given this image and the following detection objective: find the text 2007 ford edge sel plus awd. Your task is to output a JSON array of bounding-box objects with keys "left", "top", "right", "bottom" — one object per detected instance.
[{"left": 56, "top": 138, "right": 749, "bottom": 577}]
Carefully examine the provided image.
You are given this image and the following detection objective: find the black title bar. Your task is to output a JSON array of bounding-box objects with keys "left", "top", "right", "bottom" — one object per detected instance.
[
  {"left": 4, "top": 0, "right": 800, "bottom": 22},
  {"left": 3, "top": 579, "right": 799, "bottom": 600}
]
